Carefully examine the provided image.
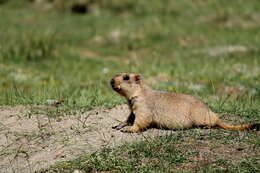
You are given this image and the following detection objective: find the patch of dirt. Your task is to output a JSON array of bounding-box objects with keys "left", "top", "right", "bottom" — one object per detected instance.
[
  {"left": 175, "top": 140, "right": 259, "bottom": 171},
  {"left": 0, "top": 105, "right": 170, "bottom": 173},
  {"left": 196, "top": 45, "right": 251, "bottom": 57}
]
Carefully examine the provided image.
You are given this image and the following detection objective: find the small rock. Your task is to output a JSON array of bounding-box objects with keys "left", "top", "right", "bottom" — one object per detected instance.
[
  {"left": 188, "top": 83, "right": 205, "bottom": 91},
  {"left": 102, "top": 67, "right": 109, "bottom": 74},
  {"left": 73, "top": 170, "right": 82, "bottom": 173},
  {"left": 109, "top": 29, "right": 123, "bottom": 43},
  {"left": 46, "top": 99, "right": 64, "bottom": 105}
]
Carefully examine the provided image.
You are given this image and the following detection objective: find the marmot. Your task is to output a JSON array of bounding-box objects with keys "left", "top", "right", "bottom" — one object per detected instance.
[{"left": 110, "top": 73, "right": 259, "bottom": 133}]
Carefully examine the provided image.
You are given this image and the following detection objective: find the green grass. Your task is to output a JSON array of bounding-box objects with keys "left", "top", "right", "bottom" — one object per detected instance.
[
  {"left": 51, "top": 135, "right": 186, "bottom": 173},
  {"left": 41, "top": 130, "right": 260, "bottom": 173},
  {"left": 0, "top": 0, "right": 260, "bottom": 172},
  {"left": 1, "top": 0, "right": 260, "bottom": 111},
  {"left": 40, "top": 134, "right": 187, "bottom": 173}
]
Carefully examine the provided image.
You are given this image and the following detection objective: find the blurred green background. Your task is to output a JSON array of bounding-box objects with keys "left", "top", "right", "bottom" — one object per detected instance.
[{"left": 0, "top": 0, "right": 260, "bottom": 115}]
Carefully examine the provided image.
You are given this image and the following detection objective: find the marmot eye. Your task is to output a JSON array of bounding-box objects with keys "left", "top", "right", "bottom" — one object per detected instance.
[{"left": 123, "top": 75, "right": 130, "bottom": 80}]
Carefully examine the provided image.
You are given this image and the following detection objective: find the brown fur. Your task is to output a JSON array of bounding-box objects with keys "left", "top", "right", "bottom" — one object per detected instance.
[{"left": 110, "top": 73, "right": 260, "bottom": 133}]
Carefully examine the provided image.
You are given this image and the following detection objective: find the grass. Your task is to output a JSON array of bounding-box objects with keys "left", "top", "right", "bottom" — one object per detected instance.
[
  {"left": 41, "top": 130, "right": 260, "bottom": 173},
  {"left": 1, "top": 0, "right": 260, "bottom": 111},
  {"left": 0, "top": 0, "right": 260, "bottom": 172},
  {"left": 40, "top": 134, "right": 188, "bottom": 173}
]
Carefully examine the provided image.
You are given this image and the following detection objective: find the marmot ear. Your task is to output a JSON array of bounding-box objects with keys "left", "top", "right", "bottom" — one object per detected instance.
[{"left": 135, "top": 74, "right": 142, "bottom": 82}]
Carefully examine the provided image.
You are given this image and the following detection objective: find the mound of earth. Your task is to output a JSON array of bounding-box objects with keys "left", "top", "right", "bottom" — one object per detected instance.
[{"left": 0, "top": 104, "right": 170, "bottom": 173}]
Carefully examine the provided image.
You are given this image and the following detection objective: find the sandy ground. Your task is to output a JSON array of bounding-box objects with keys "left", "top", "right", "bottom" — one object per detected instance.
[{"left": 0, "top": 104, "right": 170, "bottom": 173}]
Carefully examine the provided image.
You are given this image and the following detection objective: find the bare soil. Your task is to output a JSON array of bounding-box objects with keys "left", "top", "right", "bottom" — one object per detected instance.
[{"left": 0, "top": 104, "right": 170, "bottom": 173}]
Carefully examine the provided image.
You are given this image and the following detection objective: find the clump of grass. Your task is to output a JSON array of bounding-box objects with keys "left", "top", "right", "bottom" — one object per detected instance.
[
  {"left": 40, "top": 133, "right": 186, "bottom": 173},
  {"left": 0, "top": 31, "right": 58, "bottom": 63}
]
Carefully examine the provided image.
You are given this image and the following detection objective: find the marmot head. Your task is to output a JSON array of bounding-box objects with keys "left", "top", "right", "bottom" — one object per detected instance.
[{"left": 111, "top": 73, "right": 143, "bottom": 99}]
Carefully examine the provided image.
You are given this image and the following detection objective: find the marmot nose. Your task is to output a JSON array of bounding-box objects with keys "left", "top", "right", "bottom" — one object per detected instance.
[{"left": 110, "top": 78, "right": 115, "bottom": 87}]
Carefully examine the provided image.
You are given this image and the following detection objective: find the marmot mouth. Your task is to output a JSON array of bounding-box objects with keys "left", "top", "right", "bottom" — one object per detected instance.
[
  {"left": 110, "top": 79, "right": 121, "bottom": 92},
  {"left": 113, "top": 87, "right": 121, "bottom": 92}
]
